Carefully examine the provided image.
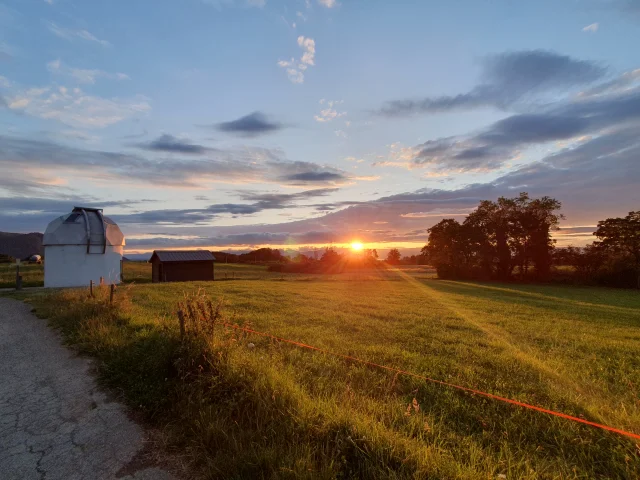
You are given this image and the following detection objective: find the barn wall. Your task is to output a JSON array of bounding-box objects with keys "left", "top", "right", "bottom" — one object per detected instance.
[
  {"left": 44, "top": 245, "right": 123, "bottom": 288},
  {"left": 151, "top": 258, "right": 160, "bottom": 283},
  {"left": 160, "top": 261, "right": 214, "bottom": 282}
]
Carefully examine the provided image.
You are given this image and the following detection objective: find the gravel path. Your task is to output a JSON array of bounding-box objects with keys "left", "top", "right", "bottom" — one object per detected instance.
[{"left": 0, "top": 297, "right": 176, "bottom": 480}]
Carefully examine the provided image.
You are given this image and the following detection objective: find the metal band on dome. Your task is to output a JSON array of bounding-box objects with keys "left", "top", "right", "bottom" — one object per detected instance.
[{"left": 78, "top": 208, "right": 91, "bottom": 254}]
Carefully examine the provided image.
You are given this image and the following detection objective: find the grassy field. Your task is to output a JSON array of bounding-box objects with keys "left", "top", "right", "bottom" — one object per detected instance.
[
  {"left": 3, "top": 265, "right": 640, "bottom": 478},
  {"left": 0, "top": 263, "right": 46, "bottom": 288},
  {"left": 0, "top": 261, "right": 308, "bottom": 288}
]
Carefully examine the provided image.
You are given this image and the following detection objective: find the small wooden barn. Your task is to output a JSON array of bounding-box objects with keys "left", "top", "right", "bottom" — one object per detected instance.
[{"left": 149, "top": 250, "right": 215, "bottom": 283}]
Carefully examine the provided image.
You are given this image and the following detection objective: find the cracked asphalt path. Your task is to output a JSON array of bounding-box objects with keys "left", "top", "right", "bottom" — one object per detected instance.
[{"left": 0, "top": 298, "right": 176, "bottom": 480}]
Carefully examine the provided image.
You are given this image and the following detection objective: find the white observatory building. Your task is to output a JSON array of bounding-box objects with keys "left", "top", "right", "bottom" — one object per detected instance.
[{"left": 43, "top": 207, "right": 125, "bottom": 288}]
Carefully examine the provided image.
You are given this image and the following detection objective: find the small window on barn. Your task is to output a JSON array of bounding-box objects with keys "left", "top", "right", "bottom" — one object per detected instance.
[{"left": 64, "top": 213, "right": 81, "bottom": 223}]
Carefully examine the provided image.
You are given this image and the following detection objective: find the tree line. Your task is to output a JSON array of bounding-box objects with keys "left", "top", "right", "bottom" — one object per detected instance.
[{"left": 421, "top": 192, "right": 640, "bottom": 288}]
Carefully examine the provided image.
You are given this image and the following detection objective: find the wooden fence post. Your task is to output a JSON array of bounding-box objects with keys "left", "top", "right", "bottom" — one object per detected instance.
[
  {"left": 109, "top": 284, "right": 115, "bottom": 304},
  {"left": 99, "top": 276, "right": 104, "bottom": 286}
]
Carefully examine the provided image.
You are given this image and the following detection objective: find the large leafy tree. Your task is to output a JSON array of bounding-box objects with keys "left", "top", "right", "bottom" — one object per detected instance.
[
  {"left": 513, "top": 194, "right": 563, "bottom": 280},
  {"left": 464, "top": 199, "right": 513, "bottom": 280},
  {"left": 423, "top": 193, "right": 562, "bottom": 281},
  {"left": 594, "top": 211, "right": 640, "bottom": 288},
  {"left": 386, "top": 248, "right": 401, "bottom": 265},
  {"left": 422, "top": 219, "right": 480, "bottom": 278}
]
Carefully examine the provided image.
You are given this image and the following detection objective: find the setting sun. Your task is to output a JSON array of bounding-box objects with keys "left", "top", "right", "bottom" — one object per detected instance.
[{"left": 351, "top": 242, "right": 364, "bottom": 251}]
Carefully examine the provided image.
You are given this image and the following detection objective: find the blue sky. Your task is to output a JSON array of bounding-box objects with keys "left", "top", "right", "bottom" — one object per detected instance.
[{"left": 1, "top": 0, "right": 639, "bottom": 254}]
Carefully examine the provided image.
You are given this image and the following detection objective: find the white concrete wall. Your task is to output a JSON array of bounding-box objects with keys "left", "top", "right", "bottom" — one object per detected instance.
[{"left": 44, "top": 245, "right": 123, "bottom": 288}]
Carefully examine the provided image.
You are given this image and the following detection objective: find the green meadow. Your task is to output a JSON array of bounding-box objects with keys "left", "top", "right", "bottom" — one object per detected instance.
[{"left": 5, "top": 264, "right": 640, "bottom": 478}]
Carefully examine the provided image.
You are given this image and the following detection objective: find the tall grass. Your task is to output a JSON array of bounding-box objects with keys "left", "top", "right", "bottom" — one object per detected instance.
[{"left": 30, "top": 282, "right": 640, "bottom": 479}]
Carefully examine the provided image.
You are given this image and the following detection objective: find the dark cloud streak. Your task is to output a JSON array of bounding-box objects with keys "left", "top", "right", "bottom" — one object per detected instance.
[
  {"left": 377, "top": 50, "right": 606, "bottom": 117},
  {"left": 216, "top": 111, "right": 284, "bottom": 137},
  {"left": 137, "top": 134, "right": 210, "bottom": 154}
]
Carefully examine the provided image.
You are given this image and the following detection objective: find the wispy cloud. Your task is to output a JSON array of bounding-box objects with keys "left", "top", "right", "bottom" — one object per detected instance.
[
  {"left": 0, "top": 41, "right": 16, "bottom": 61},
  {"left": 278, "top": 36, "right": 316, "bottom": 84},
  {"left": 4, "top": 82, "right": 150, "bottom": 129},
  {"left": 314, "top": 99, "right": 346, "bottom": 122},
  {"left": 582, "top": 23, "right": 599, "bottom": 33},
  {"left": 0, "top": 135, "right": 356, "bottom": 190},
  {"left": 216, "top": 111, "right": 284, "bottom": 137},
  {"left": 318, "top": 0, "right": 338, "bottom": 8},
  {"left": 47, "top": 59, "right": 129, "bottom": 84},
  {"left": 110, "top": 188, "right": 340, "bottom": 226},
  {"left": 47, "top": 22, "right": 111, "bottom": 47}
]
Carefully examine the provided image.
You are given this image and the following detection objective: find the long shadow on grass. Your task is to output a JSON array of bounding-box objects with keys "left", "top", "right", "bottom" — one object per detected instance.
[{"left": 428, "top": 281, "right": 640, "bottom": 327}]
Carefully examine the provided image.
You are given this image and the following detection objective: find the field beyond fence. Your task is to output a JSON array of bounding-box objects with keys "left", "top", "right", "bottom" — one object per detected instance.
[{"left": 3, "top": 265, "right": 640, "bottom": 478}]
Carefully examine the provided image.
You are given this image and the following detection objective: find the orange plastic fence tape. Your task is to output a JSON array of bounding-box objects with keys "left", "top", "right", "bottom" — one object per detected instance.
[{"left": 222, "top": 322, "right": 640, "bottom": 442}]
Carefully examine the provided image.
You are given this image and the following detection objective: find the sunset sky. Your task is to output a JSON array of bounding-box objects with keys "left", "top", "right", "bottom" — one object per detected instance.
[{"left": 1, "top": 0, "right": 639, "bottom": 255}]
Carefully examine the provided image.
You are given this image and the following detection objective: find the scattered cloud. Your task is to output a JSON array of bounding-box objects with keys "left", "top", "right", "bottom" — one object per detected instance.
[
  {"left": 377, "top": 50, "right": 607, "bottom": 116},
  {"left": 374, "top": 67, "right": 640, "bottom": 174},
  {"left": 318, "top": 0, "right": 338, "bottom": 7},
  {"left": 582, "top": 23, "right": 599, "bottom": 33},
  {"left": 103, "top": 188, "right": 340, "bottom": 226},
  {"left": 281, "top": 171, "right": 346, "bottom": 185},
  {"left": 273, "top": 161, "right": 356, "bottom": 186},
  {"left": 47, "top": 22, "right": 111, "bottom": 47},
  {"left": 372, "top": 142, "right": 418, "bottom": 169},
  {"left": 0, "top": 197, "right": 153, "bottom": 213},
  {"left": 47, "top": 59, "right": 129, "bottom": 84},
  {"left": 59, "top": 129, "right": 101, "bottom": 142},
  {"left": 298, "top": 36, "right": 316, "bottom": 66},
  {"left": 314, "top": 99, "right": 346, "bottom": 122},
  {"left": 216, "top": 111, "right": 284, "bottom": 137},
  {"left": 137, "top": 134, "right": 211, "bottom": 154},
  {"left": 0, "top": 197, "right": 158, "bottom": 232},
  {"left": 236, "top": 187, "right": 338, "bottom": 208},
  {"left": 3, "top": 80, "right": 150, "bottom": 129},
  {"left": 0, "top": 135, "right": 356, "bottom": 190},
  {"left": 278, "top": 36, "right": 316, "bottom": 84}
]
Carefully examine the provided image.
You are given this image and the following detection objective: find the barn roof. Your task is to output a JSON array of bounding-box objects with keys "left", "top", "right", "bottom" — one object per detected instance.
[{"left": 150, "top": 250, "right": 216, "bottom": 263}]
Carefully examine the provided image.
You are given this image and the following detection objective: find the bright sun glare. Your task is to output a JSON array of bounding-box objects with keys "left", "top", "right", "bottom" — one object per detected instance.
[{"left": 351, "top": 242, "right": 364, "bottom": 251}]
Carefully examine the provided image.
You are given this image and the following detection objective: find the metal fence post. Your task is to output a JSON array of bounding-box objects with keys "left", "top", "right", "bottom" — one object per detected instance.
[{"left": 90, "top": 280, "right": 94, "bottom": 297}]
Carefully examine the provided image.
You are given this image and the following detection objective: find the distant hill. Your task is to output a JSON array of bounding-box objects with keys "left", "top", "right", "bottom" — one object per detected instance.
[{"left": 0, "top": 232, "right": 44, "bottom": 260}]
